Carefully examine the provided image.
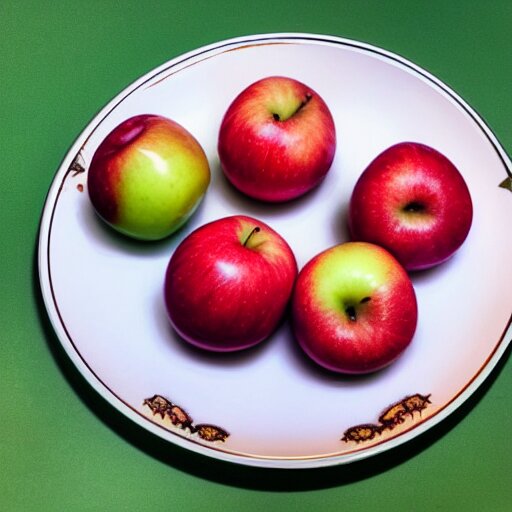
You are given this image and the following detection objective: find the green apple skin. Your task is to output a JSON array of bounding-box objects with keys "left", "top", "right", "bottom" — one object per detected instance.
[
  {"left": 87, "top": 114, "right": 211, "bottom": 241},
  {"left": 292, "top": 242, "right": 418, "bottom": 374}
]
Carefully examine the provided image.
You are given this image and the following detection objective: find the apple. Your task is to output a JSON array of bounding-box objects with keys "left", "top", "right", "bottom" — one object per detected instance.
[
  {"left": 292, "top": 242, "right": 418, "bottom": 374},
  {"left": 217, "top": 76, "right": 336, "bottom": 202},
  {"left": 164, "top": 215, "right": 298, "bottom": 352},
  {"left": 87, "top": 114, "right": 210, "bottom": 240},
  {"left": 349, "top": 142, "right": 473, "bottom": 270}
]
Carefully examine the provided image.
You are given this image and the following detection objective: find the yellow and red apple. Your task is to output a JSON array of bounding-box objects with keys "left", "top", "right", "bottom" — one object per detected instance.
[
  {"left": 292, "top": 242, "right": 418, "bottom": 374},
  {"left": 87, "top": 114, "right": 210, "bottom": 240}
]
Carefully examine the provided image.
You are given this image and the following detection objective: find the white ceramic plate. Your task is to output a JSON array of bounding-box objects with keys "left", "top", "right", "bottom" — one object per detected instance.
[{"left": 38, "top": 33, "right": 512, "bottom": 468}]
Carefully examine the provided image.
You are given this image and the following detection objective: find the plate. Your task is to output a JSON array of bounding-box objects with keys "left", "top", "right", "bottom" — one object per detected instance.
[{"left": 38, "top": 33, "right": 512, "bottom": 468}]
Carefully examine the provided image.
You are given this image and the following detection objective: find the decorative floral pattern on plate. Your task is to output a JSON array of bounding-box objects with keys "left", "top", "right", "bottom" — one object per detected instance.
[
  {"left": 342, "top": 393, "right": 432, "bottom": 443},
  {"left": 143, "top": 394, "right": 229, "bottom": 442}
]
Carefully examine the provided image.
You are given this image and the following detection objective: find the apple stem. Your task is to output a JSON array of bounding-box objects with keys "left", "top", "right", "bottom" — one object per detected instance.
[
  {"left": 292, "top": 92, "right": 313, "bottom": 118},
  {"left": 298, "top": 92, "right": 313, "bottom": 113},
  {"left": 345, "top": 305, "right": 357, "bottom": 322},
  {"left": 242, "top": 226, "right": 261, "bottom": 247},
  {"left": 272, "top": 92, "right": 313, "bottom": 122},
  {"left": 345, "top": 297, "right": 371, "bottom": 321}
]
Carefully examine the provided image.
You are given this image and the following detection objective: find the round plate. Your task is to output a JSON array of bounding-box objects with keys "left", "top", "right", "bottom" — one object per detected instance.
[{"left": 38, "top": 33, "right": 512, "bottom": 468}]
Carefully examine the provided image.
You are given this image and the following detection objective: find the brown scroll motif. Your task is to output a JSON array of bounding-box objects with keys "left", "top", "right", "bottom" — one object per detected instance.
[
  {"left": 143, "top": 394, "right": 229, "bottom": 443},
  {"left": 342, "top": 393, "right": 431, "bottom": 443}
]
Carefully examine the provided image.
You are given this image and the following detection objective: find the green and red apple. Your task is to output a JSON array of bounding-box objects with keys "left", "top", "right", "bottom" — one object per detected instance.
[
  {"left": 218, "top": 76, "right": 336, "bottom": 202},
  {"left": 164, "top": 215, "right": 297, "bottom": 352},
  {"left": 87, "top": 114, "right": 210, "bottom": 240},
  {"left": 292, "top": 242, "right": 418, "bottom": 374},
  {"left": 349, "top": 142, "right": 473, "bottom": 270}
]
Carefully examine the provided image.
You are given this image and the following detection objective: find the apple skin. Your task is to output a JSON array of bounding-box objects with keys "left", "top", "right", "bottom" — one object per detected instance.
[
  {"left": 87, "top": 114, "right": 210, "bottom": 241},
  {"left": 164, "top": 215, "right": 298, "bottom": 352},
  {"left": 292, "top": 242, "right": 418, "bottom": 374},
  {"left": 349, "top": 142, "right": 473, "bottom": 270},
  {"left": 218, "top": 76, "right": 336, "bottom": 202}
]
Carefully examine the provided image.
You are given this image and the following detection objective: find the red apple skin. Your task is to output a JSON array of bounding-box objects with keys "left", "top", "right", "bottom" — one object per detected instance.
[
  {"left": 218, "top": 76, "right": 336, "bottom": 202},
  {"left": 292, "top": 242, "right": 418, "bottom": 374},
  {"left": 164, "top": 215, "right": 298, "bottom": 352},
  {"left": 349, "top": 142, "right": 473, "bottom": 270}
]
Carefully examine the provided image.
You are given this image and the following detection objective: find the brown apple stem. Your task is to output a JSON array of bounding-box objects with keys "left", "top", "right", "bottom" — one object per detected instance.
[
  {"left": 242, "top": 226, "right": 261, "bottom": 247},
  {"left": 345, "top": 305, "right": 357, "bottom": 322},
  {"left": 295, "top": 92, "right": 313, "bottom": 114},
  {"left": 272, "top": 92, "right": 313, "bottom": 122}
]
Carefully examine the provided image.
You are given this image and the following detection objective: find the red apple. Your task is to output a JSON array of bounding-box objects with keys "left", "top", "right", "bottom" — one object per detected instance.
[
  {"left": 164, "top": 215, "right": 297, "bottom": 352},
  {"left": 218, "top": 76, "right": 336, "bottom": 202},
  {"left": 87, "top": 114, "right": 210, "bottom": 241},
  {"left": 292, "top": 242, "right": 418, "bottom": 374},
  {"left": 349, "top": 142, "right": 473, "bottom": 270}
]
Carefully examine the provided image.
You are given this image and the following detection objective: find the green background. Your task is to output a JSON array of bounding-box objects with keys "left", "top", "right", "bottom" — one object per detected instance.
[{"left": 2, "top": 1, "right": 511, "bottom": 510}]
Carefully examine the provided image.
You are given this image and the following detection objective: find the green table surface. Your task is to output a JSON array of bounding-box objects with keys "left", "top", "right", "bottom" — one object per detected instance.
[{"left": 2, "top": 1, "right": 511, "bottom": 510}]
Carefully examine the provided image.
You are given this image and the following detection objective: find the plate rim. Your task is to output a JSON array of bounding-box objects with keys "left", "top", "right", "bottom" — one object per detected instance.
[{"left": 37, "top": 32, "right": 512, "bottom": 469}]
